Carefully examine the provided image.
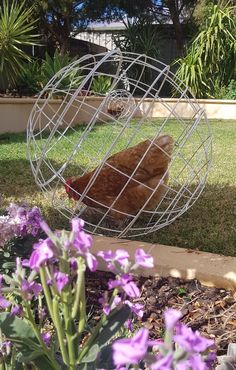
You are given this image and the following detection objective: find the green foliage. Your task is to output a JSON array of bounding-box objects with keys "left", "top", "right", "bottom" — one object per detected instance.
[
  {"left": 91, "top": 76, "right": 112, "bottom": 95},
  {"left": 0, "top": 313, "right": 54, "bottom": 369},
  {"left": 17, "top": 60, "right": 42, "bottom": 96},
  {"left": 77, "top": 306, "right": 130, "bottom": 369},
  {"left": 0, "top": 0, "right": 40, "bottom": 91},
  {"left": 113, "top": 17, "right": 160, "bottom": 92},
  {"left": 17, "top": 0, "right": 87, "bottom": 54},
  {"left": 114, "top": 17, "right": 159, "bottom": 59},
  {"left": 41, "top": 50, "right": 83, "bottom": 94},
  {"left": 175, "top": 1, "right": 236, "bottom": 98},
  {"left": 224, "top": 80, "right": 236, "bottom": 100}
]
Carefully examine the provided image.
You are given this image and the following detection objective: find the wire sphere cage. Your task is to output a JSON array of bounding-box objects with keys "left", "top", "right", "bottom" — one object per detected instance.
[{"left": 27, "top": 49, "right": 212, "bottom": 238}]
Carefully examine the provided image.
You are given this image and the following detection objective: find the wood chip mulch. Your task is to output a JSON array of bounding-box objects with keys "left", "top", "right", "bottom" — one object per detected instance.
[{"left": 86, "top": 270, "right": 236, "bottom": 355}]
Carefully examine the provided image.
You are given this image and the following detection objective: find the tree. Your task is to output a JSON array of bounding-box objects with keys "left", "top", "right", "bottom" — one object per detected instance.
[
  {"left": 18, "top": 0, "right": 88, "bottom": 54},
  {"left": 16, "top": 0, "right": 198, "bottom": 56},
  {"left": 175, "top": 1, "right": 236, "bottom": 98},
  {"left": 83, "top": 0, "right": 198, "bottom": 55}
]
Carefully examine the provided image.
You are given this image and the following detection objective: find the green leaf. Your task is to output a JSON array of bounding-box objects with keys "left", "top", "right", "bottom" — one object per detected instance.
[
  {"left": 0, "top": 0, "right": 40, "bottom": 90},
  {"left": 96, "top": 344, "right": 114, "bottom": 370},
  {"left": 0, "top": 313, "right": 55, "bottom": 370},
  {"left": 96, "top": 305, "right": 131, "bottom": 348},
  {"left": 81, "top": 344, "right": 99, "bottom": 363}
]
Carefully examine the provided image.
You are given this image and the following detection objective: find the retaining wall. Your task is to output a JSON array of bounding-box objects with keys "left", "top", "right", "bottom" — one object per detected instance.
[{"left": 0, "top": 97, "right": 235, "bottom": 134}]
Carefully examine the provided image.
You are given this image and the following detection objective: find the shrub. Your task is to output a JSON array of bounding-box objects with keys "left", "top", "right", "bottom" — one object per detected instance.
[
  {"left": 91, "top": 75, "right": 112, "bottom": 95},
  {"left": 224, "top": 80, "right": 236, "bottom": 100},
  {"left": 175, "top": 1, "right": 236, "bottom": 98},
  {"left": 17, "top": 60, "right": 42, "bottom": 96},
  {"left": 0, "top": 0, "right": 40, "bottom": 91},
  {"left": 41, "top": 50, "right": 83, "bottom": 95}
]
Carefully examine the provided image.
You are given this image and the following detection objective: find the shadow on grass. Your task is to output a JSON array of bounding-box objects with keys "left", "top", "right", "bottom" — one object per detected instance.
[
  {"left": 0, "top": 122, "right": 110, "bottom": 145},
  {"left": 139, "top": 183, "right": 236, "bottom": 257}
]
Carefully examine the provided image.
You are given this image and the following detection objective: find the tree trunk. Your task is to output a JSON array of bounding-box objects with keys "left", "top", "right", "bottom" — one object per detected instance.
[{"left": 166, "top": 0, "right": 185, "bottom": 56}]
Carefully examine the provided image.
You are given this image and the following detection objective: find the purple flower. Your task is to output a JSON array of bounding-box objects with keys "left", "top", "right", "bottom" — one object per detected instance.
[
  {"left": 73, "top": 230, "right": 93, "bottom": 252},
  {"left": 108, "top": 274, "right": 140, "bottom": 298},
  {"left": 114, "top": 249, "right": 130, "bottom": 266},
  {"left": 0, "top": 340, "right": 12, "bottom": 357},
  {"left": 70, "top": 258, "right": 78, "bottom": 270},
  {"left": 125, "top": 301, "right": 144, "bottom": 318},
  {"left": 54, "top": 272, "right": 69, "bottom": 293},
  {"left": 0, "top": 274, "right": 3, "bottom": 287},
  {"left": 25, "top": 206, "right": 42, "bottom": 236},
  {"left": 0, "top": 215, "right": 17, "bottom": 247},
  {"left": 112, "top": 328, "right": 149, "bottom": 366},
  {"left": 123, "top": 281, "right": 140, "bottom": 298},
  {"left": 41, "top": 332, "right": 51, "bottom": 347},
  {"left": 85, "top": 252, "right": 97, "bottom": 272},
  {"left": 108, "top": 274, "right": 132, "bottom": 290},
  {"left": 134, "top": 249, "right": 154, "bottom": 269},
  {"left": 98, "top": 297, "right": 111, "bottom": 316},
  {"left": 164, "top": 308, "right": 182, "bottom": 330},
  {"left": 10, "top": 305, "right": 22, "bottom": 316},
  {"left": 21, "top": 280, "right": 42, "bottom": 300},
  {"left": 176, "top": 354, "right": 207, "bottom": 370},
  {"left": 205, "top": 351, "right": 217, "bottom": 369},
  {"left": 0, "top": 295, "right": 11, "bottom": 309},
  {"left": 174, "top": 323, "right": 214, "bottom": 353},
  {"left": 29, "top": 238, "right": 54, "bottom": 270},
  {"left": 7, "top": 203, "right": 42, "bottom": 237},
  {"left": 39, "top": 220, "right": 53, "bottom": 236},
  {"left": 151, "top": 354, "right": 173, "bottom": 370},
  {"left": 71, "top": 218, "right": 84, "bottom": 233},
  {"left": 99, "top": 295, "right": 121, "bottom": 316},
  {"left": 124, "top": 319, "right": 133, "bottom": 331},
  {"left": 97, "top": 249, "right": 130, "bottom": 271}
]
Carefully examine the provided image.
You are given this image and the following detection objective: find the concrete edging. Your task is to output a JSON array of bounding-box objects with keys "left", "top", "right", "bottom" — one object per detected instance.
[
  {"left": 93, "top": 235, "right": 236, "bottom": 290},
  {"left": 0, "top": 97, "right": 235, "bottom": 134}
]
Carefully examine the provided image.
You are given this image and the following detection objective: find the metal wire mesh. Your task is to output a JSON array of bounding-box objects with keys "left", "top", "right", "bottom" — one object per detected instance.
[{"left": 27, "top": 49, "right": 212, "bottom": 238}]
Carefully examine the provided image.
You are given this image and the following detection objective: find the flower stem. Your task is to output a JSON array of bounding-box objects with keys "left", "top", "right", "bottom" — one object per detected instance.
[
  {"left": 24, "top": 303, "right": 60, "bottom": 370},
  {"left": 77, "top": 288, "right": 119, "bottom": 363},
  {"left": 39, "top": 266, "right": 54, "bottom": 319},
  {"left": 62, "top": 294, "right": 77, "bottom": 368},
  {"left": 71, "top": 259, "right": 85, "bottom": 320},
  {"left": 52, "top": 297, "right": 70, "bottom": 366}
]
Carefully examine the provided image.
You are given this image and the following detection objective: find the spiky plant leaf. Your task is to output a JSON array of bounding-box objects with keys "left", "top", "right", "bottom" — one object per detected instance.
[{"left": 0, "top": 0, "right": 40, "bottom": 90}]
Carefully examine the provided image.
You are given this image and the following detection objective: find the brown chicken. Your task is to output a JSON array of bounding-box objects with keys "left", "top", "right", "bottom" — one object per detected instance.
[{"left": 65, "top": 135, "right": 174, "bottom": 220}]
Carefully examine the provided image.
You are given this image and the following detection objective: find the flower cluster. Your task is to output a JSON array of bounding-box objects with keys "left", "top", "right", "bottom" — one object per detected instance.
[
  {"left": 27, "top": 218, "right": 97, "bottom": 273},
  {"left": 0, "top": 203, "right": 42, "bottom": 247},
  {"left": 112, "top": 308, "right": 216, "bottom": 369},
  {"left": 97, "top": 248, "right": 154, "bottom": 318},
  {"left": 0, "top": 214, "right": 216, "bottom": 370}
]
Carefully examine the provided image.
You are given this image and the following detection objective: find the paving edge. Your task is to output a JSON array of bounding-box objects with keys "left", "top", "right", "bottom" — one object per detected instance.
[{"left": 93, "top": 235, "right": 236, "bottom": 291}]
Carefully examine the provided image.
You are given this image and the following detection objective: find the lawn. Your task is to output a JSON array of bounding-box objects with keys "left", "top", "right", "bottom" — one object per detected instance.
[{"left": 0, "top": 119, "right": 235, "bottom": 256}]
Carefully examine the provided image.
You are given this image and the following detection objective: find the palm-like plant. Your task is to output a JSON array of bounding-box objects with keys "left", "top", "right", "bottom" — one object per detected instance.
[
  {"left": 175, "top": 1, "right": 236, "bottom": 98},
  {"left": 91, "top": 75, "right": 112, "bottom": 95},
  {"left": 0, "top": 0, "right": 40, "bottom": 91},
  {"left": 41, "top": 51, "right": 83, "bottom": 96}
]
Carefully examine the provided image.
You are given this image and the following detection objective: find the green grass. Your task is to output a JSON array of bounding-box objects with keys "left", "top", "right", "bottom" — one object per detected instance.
[{"left": 0, "top": 119, "right": 235, "bottom": 256}]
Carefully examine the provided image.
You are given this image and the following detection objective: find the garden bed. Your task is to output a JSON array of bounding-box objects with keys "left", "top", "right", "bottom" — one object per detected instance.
[{"left": 86, "top": 270, "right": 236, "bottom": 356}]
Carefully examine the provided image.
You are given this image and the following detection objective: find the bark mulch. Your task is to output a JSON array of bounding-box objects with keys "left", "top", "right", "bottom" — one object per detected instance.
[{"left": 86, "top": 270, "right": 236, "bottom": 356}]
